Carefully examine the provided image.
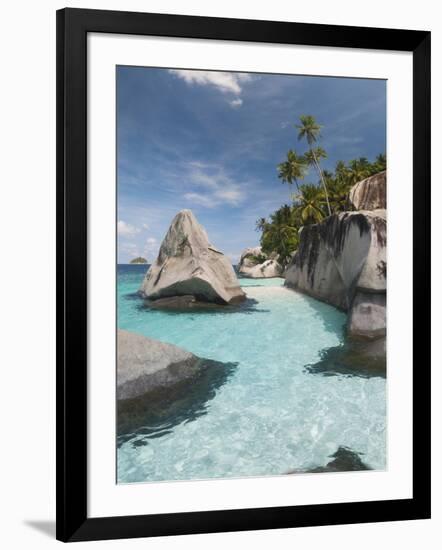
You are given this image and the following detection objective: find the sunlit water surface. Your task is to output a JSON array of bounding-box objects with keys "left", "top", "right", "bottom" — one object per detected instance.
[{"left": 117, "top": 264, "right": 386, "bottom": 483}]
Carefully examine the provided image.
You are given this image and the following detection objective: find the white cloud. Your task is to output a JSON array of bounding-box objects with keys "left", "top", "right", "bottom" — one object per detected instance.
[
  {"left": 117, "top": 220, "right": 140, "bottom": 237},
  {"left": 184, "top": 164, "right": 246, "bottom": 208},
  {"left": 215, "top": 188, "right": 244, "bottom": 204},
  {"left": 142, "top": 223, "right": 149, "bottom": 230},
  {"left": 229, "top": 98, "right": 243, "bottom": 108},
  {"left": 183, "top": 192, "right": 217, "bottom": 209},
  {"left": 119, "top": 241, "right": 140, "bottom": 258},
  {"left": 187, "top": 160, "right": 207, "bottom": 169},
  {"left": 169, "top": 69, "right": 251, "bottom": 95},
  {"left": 169, "top": 69, "right": 251, "bottom": 107},
  {"left": 143, "top": 236, "right": 159, "bottom": 261},
  {"left": 188, "top": 168, "right": 218, "bottom": 189}
]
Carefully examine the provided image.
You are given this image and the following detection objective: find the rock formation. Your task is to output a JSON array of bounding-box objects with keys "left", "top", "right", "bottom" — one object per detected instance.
[
  {"left": 140, "top": 210, "right": 245, "bottom": 305},
  {"left": 117, "top": 329, "right": 230, "bottom": 400},
  {"left": 285, "top": 209, "right": 386, "bottom": 339},
  {"left": 349, "top": 170, "right": 386, "bottom": 211},
  {"left": 117, "top": 330, "right": 238, "bottom": 435},
  {"left": 287, "top": 446, "right": 371, "bottom": 474},
  {"left": 238, "top": 246, "right": 283, "bottom": 278}
]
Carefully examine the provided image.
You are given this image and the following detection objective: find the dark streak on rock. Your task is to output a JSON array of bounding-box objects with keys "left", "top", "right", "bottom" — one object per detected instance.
[{"left": 293, "top": 213, "right": 371, "bottom": 287}]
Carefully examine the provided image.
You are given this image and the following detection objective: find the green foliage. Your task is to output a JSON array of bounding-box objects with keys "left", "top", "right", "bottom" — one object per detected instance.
[
  {"left": 296, "top": 115, "right": 323, "bottom": 146},
  {"left": 304, "top": 147, "right": 327, "bottom": 166},
  {"left": 257, "top": 204, "right": 300, "bottom": 266},
  {"left": 257, "top": 113, "right": 387, "bottom": 267},
  {"left": 130, "top": 257, "right": 148, "bottom": 264},
  {"left": 257, "top": 149, "right": 386, "bottom": 267},
  {"left": 277, "top": 149, "right": 306, "bottom": 191},
  {"left": 247, "top": 253, "right": 268, "bottom": 265},
  {"left": 293, "top": 183, "right": 325, "bottom": 224}
]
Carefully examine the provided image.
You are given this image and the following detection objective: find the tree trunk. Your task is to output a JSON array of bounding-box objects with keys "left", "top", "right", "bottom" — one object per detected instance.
[{"left": 311, "top": 150, "right": 332, "bottom": 216}]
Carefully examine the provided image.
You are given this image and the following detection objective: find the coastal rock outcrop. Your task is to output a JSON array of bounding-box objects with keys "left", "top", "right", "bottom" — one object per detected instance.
[
  {"left": 285, "top": 209, "right": 386, "bottom": 339},
  {"left": 117, "top": 329, "right": 225, "bottom": 400},
  {"left": 238, "top": 246, "right": 283, "bottom": 278},
  {"left": 117, "top": 330, "right": 239, "bottom": 435},
  {"left": 140, "top": 210, "right": 245, "bottom": 305},
  {"left": 349, "top": 170, "right": 386, "bottom": 211}
]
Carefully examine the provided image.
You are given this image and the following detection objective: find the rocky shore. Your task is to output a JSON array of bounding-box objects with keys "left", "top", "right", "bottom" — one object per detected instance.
[{"left": 285, "top": 172, "right": 386, "bottom": 341}]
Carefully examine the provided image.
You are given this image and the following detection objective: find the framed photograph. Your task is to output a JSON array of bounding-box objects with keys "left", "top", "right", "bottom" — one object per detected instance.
[{"left": 56, "top": 8, "right": 431, "bottom": 542}]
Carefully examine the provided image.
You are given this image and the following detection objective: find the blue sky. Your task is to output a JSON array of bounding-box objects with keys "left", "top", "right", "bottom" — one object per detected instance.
[{"left": 117, "top": 66, "right": 386, "bottom": 264}]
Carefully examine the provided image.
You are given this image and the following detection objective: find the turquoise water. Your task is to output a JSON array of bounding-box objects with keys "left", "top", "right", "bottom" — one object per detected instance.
[{"left": 117, "top": 265, "right": 386, "bottom": 483}]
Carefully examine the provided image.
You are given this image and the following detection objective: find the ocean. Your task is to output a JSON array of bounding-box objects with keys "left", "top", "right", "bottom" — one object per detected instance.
[{"left": 117, "top": 264, "right": 386, "bottom": 483}]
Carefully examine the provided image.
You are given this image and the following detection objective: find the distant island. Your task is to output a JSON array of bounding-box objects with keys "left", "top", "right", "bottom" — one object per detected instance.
[{"left": 130, "top": 257, "right": 147, "bottom": 264}]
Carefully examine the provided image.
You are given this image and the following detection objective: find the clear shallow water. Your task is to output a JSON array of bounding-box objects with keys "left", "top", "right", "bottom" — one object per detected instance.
[{"left": 117, "top": 264, "right": 386, "bottom": 483}]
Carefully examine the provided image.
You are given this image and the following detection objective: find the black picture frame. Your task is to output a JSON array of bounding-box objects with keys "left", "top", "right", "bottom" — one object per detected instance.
[{"left": 56, "top": 7, "right": 431, "bottom": 542}]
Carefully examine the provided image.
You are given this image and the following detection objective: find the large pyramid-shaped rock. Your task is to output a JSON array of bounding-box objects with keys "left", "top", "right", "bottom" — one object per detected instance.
[{"left": 140, "top": 210, "right": 246, "bottom": 304}]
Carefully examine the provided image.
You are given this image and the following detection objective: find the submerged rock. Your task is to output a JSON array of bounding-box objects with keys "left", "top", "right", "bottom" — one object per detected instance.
[
  {"left": 118, "top": 356, "right": 238, "bottom": 438},
  {"left": 238, "top": 246, "right": 283, "bottom": 278},
  {"left": 285, "top": 209, "right": 386, "bottom": 339},
  {"left": 288, "top": 446, "right": 371, "bottom": 474},
  {"left": 117, "top": 329, "right": 225, "bottom": 400},
  {"left": 349, "top": 170, "right": 386, "bottom": 211},
  {"left": 140, "top": 210, "right": 245, "bottom": 305},
  {"left": 146, "top": 295, "right": 226, "bottom": 311},
  {"left": 306, "top": 337, "right": 386, "bottom": 378}
]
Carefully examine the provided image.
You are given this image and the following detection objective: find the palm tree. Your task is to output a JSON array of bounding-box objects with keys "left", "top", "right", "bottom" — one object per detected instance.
[
  {"left": 257, "top": 204, "right": 300, "bottom": 266},
  {"left": 373, "top": 153, "right": 387, "bottom": 173},
  {"left": 335, "top": 160, "right": 350, "bottom": 183},
  {"left": 296, "top": 115, "right": 332, "bottom": 216},
  {"left": 294, "top": 183, "right": 325, "bottom": 224},
  {"left": 304, "top": 147, "right": 327, "bottom": 168},
  {"left": 277, "top": 149, "right": 306, "bottom": 193},
  {"left": 348, "top": 157, "right": 372, "bottom": 185},
  {"left": 255, "top": 217, "right": 267, "bottom": 232},
  {"left": 327, "top": 177, "right": 351, "bottom": 213}
]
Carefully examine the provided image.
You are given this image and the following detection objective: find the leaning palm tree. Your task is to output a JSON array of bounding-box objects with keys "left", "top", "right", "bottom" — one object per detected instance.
[
  {"left": 296, "top": 115, "right": 332, "bottom": 216},
  {"left": 277, "top": 149, "right": 306, "bottom": 193},
  {"left": 304, "top": 147, "right": 327, "bottom": 168}
]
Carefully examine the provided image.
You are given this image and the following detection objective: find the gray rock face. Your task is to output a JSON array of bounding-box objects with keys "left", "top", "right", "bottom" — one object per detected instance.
[
  {"left": 140, "top": 210, "right": 245, "bottom": 304},
  {"left": 348, "top": 292, "right": 386, "bottom": 339},
  {"left": 349, "top": 171, "right": 386, "bottom": 211},
  {"left": 238, "top": 246, "right": 283, "bottom": 278},
  {"left": 117, "top": 329, "right": 205, "bottom": 400},
  {"left": 285, "top": 210, "right": 386, "bottom": 339}
]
